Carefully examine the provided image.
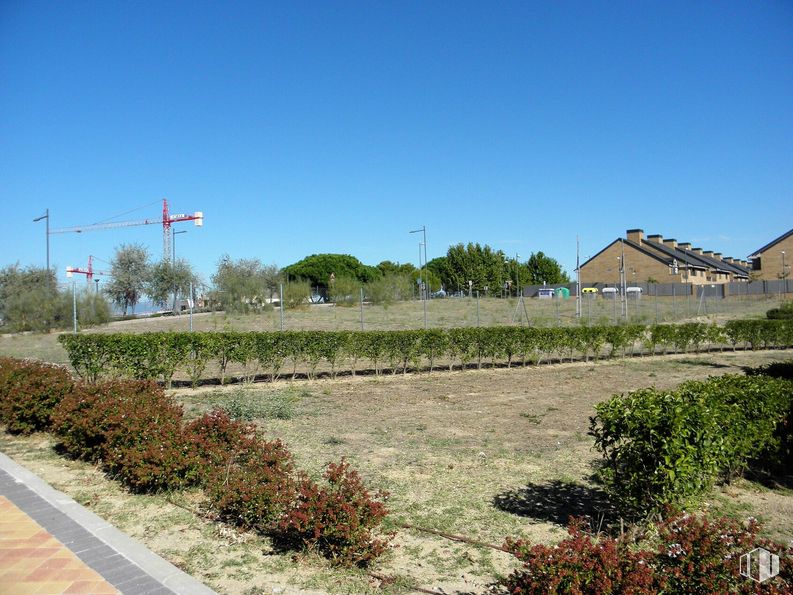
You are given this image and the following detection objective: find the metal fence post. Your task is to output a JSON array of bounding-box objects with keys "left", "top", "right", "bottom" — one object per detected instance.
[{"left": 279, "top": 283, "right": 284, "bottom": 331}]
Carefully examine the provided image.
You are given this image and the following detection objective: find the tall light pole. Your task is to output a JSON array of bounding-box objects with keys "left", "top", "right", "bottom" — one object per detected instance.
[
  {"left": 410, "top": 226, "right": 428, "bottom": 329},
  {"left": 172, "top": 230, "right": 187, "bottom": 312},
  {"left": 173, "top": 229, "right": 187, "bottom": 262},
  {"left": 515, "top": 253, "right": 520, "bottom": 299},
  {"left": 576, "top": 236, "right": 581, "bottom": 318},
  {"left": 33, "top": 209, "right": 50, "bottom": 273},
  {"left": 781, "top": 250, "right": 787, "bottom": 300}
]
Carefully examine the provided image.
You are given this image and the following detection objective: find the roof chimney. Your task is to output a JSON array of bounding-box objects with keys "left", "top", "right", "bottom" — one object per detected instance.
[
  {"left": 678, "top": 242, "right": 692, "bottom": 251},
  {"left": 703, "top": 250, "right": 715, "bottom": 259},
  {"left": 647, "top": 234, "right": 663, "bottom": 243},
  {"left": 713, "top": 253, "right": 722, "bottom": 261},
  {"left": 663, "top": 238, "right": 678, "bottom": 249},
  {"left": 626, "top": 229, "right": 644, "bottom": 243},
  {"left": 724, "top": 257, "right": 734, "bottom": 264},
  {"left": 692, "top": 247, "right": 703, "bottom": 255}
]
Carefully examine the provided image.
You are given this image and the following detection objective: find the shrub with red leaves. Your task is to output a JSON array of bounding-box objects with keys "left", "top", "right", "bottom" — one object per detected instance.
[
  {"left": 51, "top": 380, "right": 195, "bottom": 491},
  {"left": 183, "top": 408, "right": 260, "bottom": 484},
  {"left": 204, "top": 435, "right": 295, "bottom": 531},
  {"left": 0, "top": 357, "right": 74, "bottom": 435},
  {"left": 502, "top": 512, "right": 793, "bottom": 594},
  {"left": 277, "top": 459, "right": 391, "bottom": 567},
  {"left": 503, "top": 518, "right": 655, "bottom": 594}
]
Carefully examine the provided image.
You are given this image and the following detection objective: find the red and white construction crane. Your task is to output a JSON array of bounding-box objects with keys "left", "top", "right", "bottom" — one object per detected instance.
[
  {"left": 65, "top": 255, "right": 109, "bottom": 282},
  {"left": 51, "top": 199, "right": 204, "bottom": 261}
]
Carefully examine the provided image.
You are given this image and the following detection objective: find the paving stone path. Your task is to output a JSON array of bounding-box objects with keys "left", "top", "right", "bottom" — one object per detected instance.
[{"left": 0, "top": 453, "right": 216, "bottom": 595}]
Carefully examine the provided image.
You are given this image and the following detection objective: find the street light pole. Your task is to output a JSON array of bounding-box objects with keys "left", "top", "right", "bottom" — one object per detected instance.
[
  {"left": 173, "top": 230, "right": 187, "bottom": 313},
  {"left": 33, "top": 209, "right": 50, "bottom": 273},
  {"left": 782, "top": 251, "right": 787, "bottom": 300},
  {"left": 173, "top": 229, "right": 187, "bottom": 263},
  {"left": 576, "top": 236, "right": 581, "bottom": 318},
  {"left": 410, "top": 226, "right": 428, "bottom": 329}
]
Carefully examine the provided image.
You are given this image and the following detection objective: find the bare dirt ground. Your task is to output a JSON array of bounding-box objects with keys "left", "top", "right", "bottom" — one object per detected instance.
[{"left": 1, "top": 349, "right": 792, "bottom": 594}]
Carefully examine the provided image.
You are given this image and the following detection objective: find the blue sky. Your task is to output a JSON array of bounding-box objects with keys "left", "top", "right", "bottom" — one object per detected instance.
[{"left": 1, "top": 1, "right": 792, "bottom": 287}]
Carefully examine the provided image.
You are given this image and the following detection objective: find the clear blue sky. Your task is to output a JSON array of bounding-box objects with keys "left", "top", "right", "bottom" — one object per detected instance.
[{"left": 2, "top": 1, "right": 792, "bottom": 287}]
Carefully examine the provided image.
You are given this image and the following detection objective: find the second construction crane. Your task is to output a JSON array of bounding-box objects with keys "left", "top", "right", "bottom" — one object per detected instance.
[{"left": 51, "top": 199, "right": 204, "bottom": 261}]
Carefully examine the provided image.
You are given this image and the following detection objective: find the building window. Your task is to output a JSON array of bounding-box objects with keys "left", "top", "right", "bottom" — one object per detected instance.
[{"left": 752, "top": 257, "right": 761, "bottom": 271}]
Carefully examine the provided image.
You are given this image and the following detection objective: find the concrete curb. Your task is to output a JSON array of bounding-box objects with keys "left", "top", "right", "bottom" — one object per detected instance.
[{"left": 0, "top": 451, "right": 217, "bottom": 595}]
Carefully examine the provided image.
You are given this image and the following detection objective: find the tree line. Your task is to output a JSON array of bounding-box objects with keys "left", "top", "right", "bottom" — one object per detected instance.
[{"left": 1, "top": 242, "right": 569, "bottom": 332}]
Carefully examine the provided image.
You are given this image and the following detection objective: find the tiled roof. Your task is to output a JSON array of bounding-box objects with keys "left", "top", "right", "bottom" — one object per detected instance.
[
  {"left": 749, "top": 228, "right": 793, "bottom": 258},
  {"left": 581, "top": 231, "right": 751, "bottom": 279}
]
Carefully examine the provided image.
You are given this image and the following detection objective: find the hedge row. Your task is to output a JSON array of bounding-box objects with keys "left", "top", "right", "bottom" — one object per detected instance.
[
  {"left": 59, "top": 319, "right": 793, "bottom": 385},
  {"left": 589, "top": 371, "right": 793, "bottom": 515},
  {"left": 0, "top": 360, "right": 390, "bottom": 566}
]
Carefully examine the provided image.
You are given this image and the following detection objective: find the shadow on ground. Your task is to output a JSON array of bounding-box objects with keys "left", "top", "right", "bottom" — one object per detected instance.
[{"left": 494, "top": 480, "right": 622, "bottom": 530}]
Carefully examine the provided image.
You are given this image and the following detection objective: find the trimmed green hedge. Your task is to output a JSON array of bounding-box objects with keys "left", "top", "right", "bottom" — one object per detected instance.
[
  {"left": 590, "top": 373, "right": 793, "bottom": 515},
  {"left": 59, "top": 320, "right": 793, "bottom": 385}
]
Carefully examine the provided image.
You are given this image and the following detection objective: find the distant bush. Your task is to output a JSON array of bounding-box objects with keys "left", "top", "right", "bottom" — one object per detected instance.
[
  {"left": 0, "top": 358, "right": 74, "bottom": 435},
  {"left": 767, "top": 301, "right": 793, "bottom": 320}
]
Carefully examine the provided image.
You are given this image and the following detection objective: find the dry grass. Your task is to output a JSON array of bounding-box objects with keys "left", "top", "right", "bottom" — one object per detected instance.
[
  {"left": 0, "top": 294, "right": 779, "bottom": 369},
  {"left": 2, "top": 349, "right": 792, "bottom": 593}
]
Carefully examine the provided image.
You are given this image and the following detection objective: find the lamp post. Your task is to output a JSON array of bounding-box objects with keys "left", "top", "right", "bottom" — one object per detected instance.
[
  {"left": 172, "top": 230, "right": 187, "bottom": 313},
  {"left": 173, "top": 229, "right": 187, "bottom": 263},
  {"left": 66, "top": 266, "right": 77, "bottom": 334},
  {"left": 33, "top": 209, "right": 50, "bottom": 274},
  {"left": 410, "top": 226, "right": 428, "bottom": 329},
  {"left": 515, "top": 253, "right": 520, "bottom": 299},
  {"left": 782, "top": 251, "right": 787, "bottom": 300}
]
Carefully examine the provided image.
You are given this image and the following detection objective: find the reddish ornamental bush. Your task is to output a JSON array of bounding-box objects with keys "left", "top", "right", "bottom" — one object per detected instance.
[
  {"left": 502, "top": 512, "right": 793, "bottom": 594},
  {"left": 0, "top": 358, "right": 74, "bottom": 435},
  {"left": 503, "top": 518, "right": 655, "bottom": 594},
  {"left": 183, "top": 408, "right": 259, "bottom": 484},
  {"left": 277, "top": 459, "right": 391, "bottom": 567},
  {"left": 51, "top": 380, "right": 194, "bottom": 491},
  {"left": 204, "top": 436, "right": 295, "bottom": 531}
]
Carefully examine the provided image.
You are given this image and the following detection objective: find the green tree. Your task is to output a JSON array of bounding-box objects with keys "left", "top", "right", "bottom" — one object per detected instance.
[
  {"left": 283, "top": 254, "right": 379, "bottom": 288},
  {"left": 328, "top": 275, "right": 360, "bottom": 305},
  {"left": 211, "top": 255, "right": 280, "bottom": 313},
  {"left": 376, "top": 261, "right": 416, "bottom": 276},
  {"left": 104, "top": 244, "right": 150, "bottom": 316},
  {"left": 0, "top": 265, "right": 66, "bottom": 331},
  {"left": 366, "top": 273, "right": 413, "bottom": 305},
  {"left": 145, "top": 258, "right": 199, "bottom": 310},
  {"left": 433, "top": 243, "right": 508, "bottom": 293},
  {"left": 525, "top": 251, "right": 570, "bottom": 285},
  {"left": 0, "top": 265, "right": 111, "bottom": 331}
]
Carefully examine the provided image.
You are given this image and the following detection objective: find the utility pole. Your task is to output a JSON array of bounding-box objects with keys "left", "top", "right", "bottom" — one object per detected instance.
[
  {"left": 575, "top": 237, "right": 581, "bottom": 318},
  {"left": 410, "top": 226, "right": 428, "bottom": 329},
  {"left": 173, "top": 230, "right": 187, "bottom": 313},
  {"left": 618, "top": 240, "right": 627, "bottom": 319},
  {"left": 279, "top": 283, "right": 284, "bottom": 331}
]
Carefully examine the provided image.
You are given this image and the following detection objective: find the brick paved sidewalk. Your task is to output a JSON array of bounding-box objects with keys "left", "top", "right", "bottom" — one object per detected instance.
[
  {"left": 0, "top": 496, "right": 119, "bottom": 594},
  {"left": 0, "top": 453, "right": 216, "bottom": 595}
]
